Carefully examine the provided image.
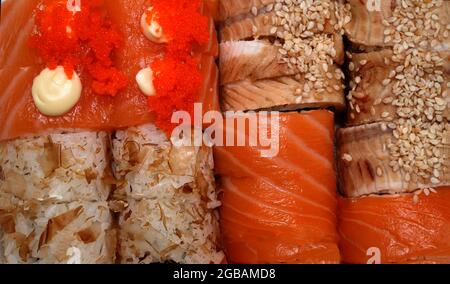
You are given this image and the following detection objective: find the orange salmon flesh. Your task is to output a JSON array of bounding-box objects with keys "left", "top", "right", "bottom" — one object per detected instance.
[
  {"left": 0, "top": 0, "right": 219, "bottom": 141},
  {"left": 214, "top": 110, "right": 340, "bottom": 264},
  {"left": 339, "top": 187, "right": 450, "bottom": 264}
]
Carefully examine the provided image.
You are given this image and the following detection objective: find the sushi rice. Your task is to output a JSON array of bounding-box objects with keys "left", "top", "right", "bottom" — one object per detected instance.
[
  {"left": 0, "top": 193, "right": 115, "bottom": 264},
  {"left": 112, "top": 124, "right": 224, "bottom": 264},
  {"left": 0, "top": 131, "right": 115, "bottom": 264},
  {"left": 0, "top": 131, "right": 111, "bottom": 203}
]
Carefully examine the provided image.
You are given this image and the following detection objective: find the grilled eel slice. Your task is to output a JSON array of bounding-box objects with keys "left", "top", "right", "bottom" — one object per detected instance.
[{"left": 337, "top": 122, "right": 450, "bottom": 198}]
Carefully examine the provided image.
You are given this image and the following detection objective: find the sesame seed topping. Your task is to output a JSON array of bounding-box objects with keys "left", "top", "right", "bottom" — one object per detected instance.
[
  {"left": 270, "top": 0, "right": 351, "bottom": 95},
  {"left": 346, "top": 0, "right": 448, "bottom": 185}
]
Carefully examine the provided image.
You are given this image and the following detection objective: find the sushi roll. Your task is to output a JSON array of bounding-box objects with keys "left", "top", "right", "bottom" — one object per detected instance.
[
  {"left": 112, "top": 124, "right": 224, "bottom": 264},
  {"left": 345, "top": 49, "right": 450, "bottom": 126},
  {"left": 0, "top": 193, "right": 115, "bottom": 264},
  {"left": 218, "top": 0, "right": 351, "bottom": 112},
  {"left": 104, "top": 0, "right": 224, "bottom": 263},
  {"left": 107, "top": 0, "right": 221, "bottom": 129},
  {"left": 337, "top": 123, "right": 450, "bottom": 197},
  {"left": 338, "top": 0, "right": 450, "bottom": 196},
  {"left": 337, "top": 0, "right": 450, "bottom": 264},
  {"left": 0, "top": 132, "right": 111, "bottom": 203},
  {"left": 339, "top": 187, "right": 450, "bottom": 264},
  {"left": 1, "top": 0, "right": 224, "bottom": 264},
  {"left": 344, "top": 0, "right": 450, "bottom": 51},
  {"left": 215, "top": 111, "right": 340, "bottom": 264},
  {"left": 214, "top": 0, "right": 351, "bottom": 264},
  {"left": 0, "top": 0, "right": 130, "bottom": 263}
]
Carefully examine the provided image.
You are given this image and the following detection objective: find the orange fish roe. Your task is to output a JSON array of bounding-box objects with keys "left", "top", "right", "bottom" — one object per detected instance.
[
  {"left": 146, "top": 0, "right": 209, "bottom": 53},
  {"left": 148, "top": 56, "right": 202, "bottom": 134},
  {"left": 30, "top": 0, "right": 127, "bottom": 96},
  {"left": 147, "top": 0, "right": 209, "bottom": 135}
]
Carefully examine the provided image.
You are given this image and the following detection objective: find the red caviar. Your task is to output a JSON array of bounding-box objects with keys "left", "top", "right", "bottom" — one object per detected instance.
[
  {"left": 30, "top": 0, "right": 127, "bottom": 96},
  {"left": 146, "top": 0, "right": 209, "bottom": 135}
]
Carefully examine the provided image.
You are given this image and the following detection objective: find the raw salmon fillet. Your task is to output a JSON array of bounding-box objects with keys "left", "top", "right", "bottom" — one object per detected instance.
[
  {"left": 205, "top": 0, "right": 220, "bottom": 21},
  {"left": 105, "top": 0, "right": 221, "bottom": 129},
  {"left": 339, "top": 187, "right": 450, "bottom": 264},
  {"left": 214, "top": 110, "right": 340, "bottom": 264},
  {"left": 0, "top": 0, "right": 118, "bottom": 141},
  {"left": 0, "top": 0, "right": 220, "bottom": 141}
]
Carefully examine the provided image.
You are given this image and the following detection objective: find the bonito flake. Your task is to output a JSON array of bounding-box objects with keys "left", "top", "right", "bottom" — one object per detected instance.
[
  {"left": 112, "top": 124, "right": 224, "bottom": 264},
  {"left": 0, "top": 131, "right": 112, "bottom": 203},
  {"left": 0, "top": 194, "right": 115, "bottom": 264}
]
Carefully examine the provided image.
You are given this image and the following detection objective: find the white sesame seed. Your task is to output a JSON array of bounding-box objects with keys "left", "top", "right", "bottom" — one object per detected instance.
[
  {"left": 431, "top": 177, "right": 440, "bottom": 184},
  {"left": 376, "top": 167, "right": 383, "bottom": 177},
  {"left": 251, "top": 6, "right": 258, "bottom": 16},
  {"left": 342, "top": 153, "right": 353, "bottom": 162},
  {"left": 381, "top": 112, "right": 390, "bottom": 118}
]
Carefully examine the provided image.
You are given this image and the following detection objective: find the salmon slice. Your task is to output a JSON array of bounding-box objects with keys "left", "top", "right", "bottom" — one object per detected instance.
[
  {"left": 220, "top": 177, "right": 340, "bottom": 264},
  {"left": 0, "top": 0, "right": 118, "bottom": 141},
  {"left": 220, "top": 8, "right": 342, "bottom": 42},
  {"left": 221, "top": 69, "right": 345, "bottom": 112},
  {"left": 0, "top": 0, "right": 41, "bottom": 68},
  {"left": 104, "top": 0, "right": 220, "bottom": 129},
  {"left": 0, "top": 65, "right": 116, "bottom": 142},
  {"left": 200, "top": 2, "right": 220, "bottom": 57},
  {"left": 220, "top": 36, "right": 344, "bottom": 85},
  {"left": 346, "top": 49, "right": 450, "bottom": 126},
  {"left": 0, "top": 0, "right": 219, "bottom": 141},
  {"left": 197, "top": 54, "right": 221, "bottom": 115},
  {"left": 214, "top": 110, "right": 340, "bottom": 264},
  {"left": 339, "top": 187, "right": 450, "bottom": 264},
  {"left": 204, "top": 0, "right": 220, "bottom": 21},
  {"left": 337, "top": 123, "right": 450, "bottom": 198},
  {"left": 219, "top": 0, "right": 276, "bottom": 21},
  {"left": 345, "top": 0, "right": 450, "bottom": 51}
]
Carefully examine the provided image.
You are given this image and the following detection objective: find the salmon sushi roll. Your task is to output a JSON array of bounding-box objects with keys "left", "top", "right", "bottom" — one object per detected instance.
[
  {"left": 103, "top": 0, "right": 224, "bottom": 263},
  {"left": 339, "top": 187, "right": 450, "bottom": 264},
  {"left": 0, "top": 0, "right": 125, "bottom": 263},
  {"left": 214, "top": 110, "right": 340, "bottom": 264},
  {"left": 1, "top": 0, "right": 223, "bottom": 264}
]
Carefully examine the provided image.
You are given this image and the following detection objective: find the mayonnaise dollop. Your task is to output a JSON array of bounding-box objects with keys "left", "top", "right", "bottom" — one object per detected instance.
[
  {"left": 140, "top": 7, "right": 168, "bottom": 43},
  {"left": 136, "top": 67, "right": 156, "bottom": 96},
  {"left": 32, "top": 66, "right": 82, "bottom": 116}
]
